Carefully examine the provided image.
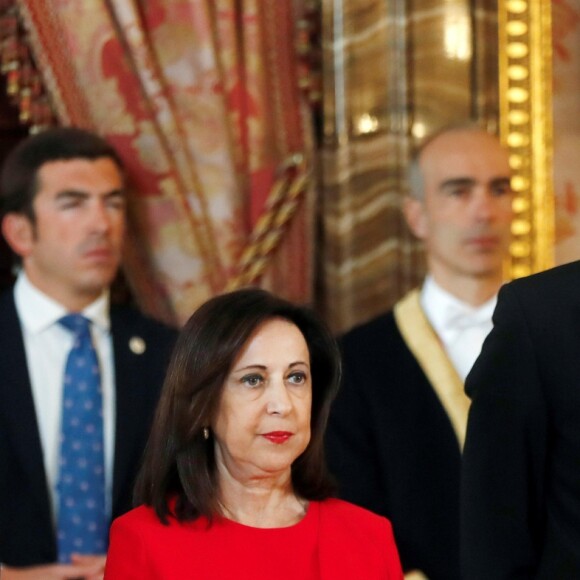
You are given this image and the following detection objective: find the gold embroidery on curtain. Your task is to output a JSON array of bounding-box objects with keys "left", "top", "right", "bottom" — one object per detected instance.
[
  {"left": 0, "top": 2, "right": 55, "bottom": 131},
  {"left": 105, "top": 0, "right": 227, "bottom": 293}
]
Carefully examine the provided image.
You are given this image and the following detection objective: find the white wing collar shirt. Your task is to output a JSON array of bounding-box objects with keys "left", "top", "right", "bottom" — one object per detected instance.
[
  {"left": 420, "top": 276, "right": 497, "bottom": 382},
  {"left": 13, "top": 272, "right": 116, "bottom": 523}
]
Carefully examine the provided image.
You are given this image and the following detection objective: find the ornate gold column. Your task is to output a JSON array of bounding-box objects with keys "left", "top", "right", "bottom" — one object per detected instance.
[{"left": 498, "top": 0, "right": 554, "bottom": 277}]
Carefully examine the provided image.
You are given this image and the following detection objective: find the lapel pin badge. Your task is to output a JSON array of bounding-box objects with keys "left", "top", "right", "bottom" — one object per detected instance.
[{"left": 129, "top": 336, "right": 146, "bottom": 355}]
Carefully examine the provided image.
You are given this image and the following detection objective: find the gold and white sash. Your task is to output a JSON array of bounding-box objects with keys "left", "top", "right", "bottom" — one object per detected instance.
[{"left": 394, "top": 289, "right": 470, "bottom": 450}]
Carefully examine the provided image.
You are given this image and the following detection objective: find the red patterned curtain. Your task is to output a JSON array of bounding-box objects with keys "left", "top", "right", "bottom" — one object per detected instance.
[{"left": 14, "top": 0, "right": 316, "bottom": 325}]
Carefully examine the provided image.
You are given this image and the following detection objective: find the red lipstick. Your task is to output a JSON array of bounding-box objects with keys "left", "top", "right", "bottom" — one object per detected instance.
[{"left": 262, "top": 431, "right": 293, "bottom": 444}]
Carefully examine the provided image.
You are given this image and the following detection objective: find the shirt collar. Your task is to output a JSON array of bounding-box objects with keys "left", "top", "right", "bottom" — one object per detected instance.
[
  {"left": 420, "top": 275, "right": 497, "bottom": 335},
  {"left": 14, "top": 271, "right": 111, "bottom": 335}
]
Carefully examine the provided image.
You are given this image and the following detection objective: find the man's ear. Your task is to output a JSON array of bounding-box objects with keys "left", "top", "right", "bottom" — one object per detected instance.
[
  {"left": 1, "top": 213, "right": 34, "bottom": 258},
  {"left": 402, "top": 196, "right": 428, "bottom": 240}
]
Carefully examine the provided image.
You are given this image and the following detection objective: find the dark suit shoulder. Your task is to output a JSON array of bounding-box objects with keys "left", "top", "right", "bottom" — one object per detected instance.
[
  {"left": 110, "top": 305, "right": 177, "bottom": 340},
  {"left": 338, "top": 309, "right": 424, "bottom": 391},
  {"left": 109, "top": 306, "right": 177, "bottom": 373},
  {"left": 504, "top": 260, "right": 580, "bottom": 306},
  {"left": 341, "top": 311, "right": 396, "bottom": 343},
  {"left": 0, "top": 289, "right": 22, "bottom": 353},
  {"left": 0, "top": 286, "right": 16, "bottom": 311},
  {"left": 495, "top": 261, "right": 580, "bottom": 344},
  {"left": 510, "top": 259, "right": 580, "bottom": 288},
  {"left": 340, "top": 311, "right": 401, "bottom": 360}
]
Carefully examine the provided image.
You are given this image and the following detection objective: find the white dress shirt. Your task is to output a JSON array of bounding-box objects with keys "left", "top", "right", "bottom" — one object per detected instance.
[
  {"left": 420, "top": 276, "right": 497, "bottom": 381},
  {"left": 14, "top": 272, "right": 116, "bottom": 522}
]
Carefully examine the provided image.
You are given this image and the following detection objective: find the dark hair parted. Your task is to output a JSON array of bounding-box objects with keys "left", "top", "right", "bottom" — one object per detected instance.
[
  {"left": 135, "top": 287, "right": 341, "bottom": 524},
  {"left": 0, "top": 127, "right": 124, "bottom": 221}
]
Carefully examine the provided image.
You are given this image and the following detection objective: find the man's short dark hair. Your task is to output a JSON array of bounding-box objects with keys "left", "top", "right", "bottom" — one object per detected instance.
[
  {"left": 0, "top": 127, "right": 124, "bottom": 221},
  {"left": 135, "top": 287, "right": 341, "bottom": 524}
]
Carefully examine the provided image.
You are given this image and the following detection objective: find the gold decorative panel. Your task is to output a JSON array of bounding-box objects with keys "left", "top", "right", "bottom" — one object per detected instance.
[{"left": 499, "top": 0, "right": 554, "bottom": 277}]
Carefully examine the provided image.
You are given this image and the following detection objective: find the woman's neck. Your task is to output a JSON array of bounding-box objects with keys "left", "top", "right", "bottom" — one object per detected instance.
[{"left": 217, "top": 465, "right": 307, "bottom": 528}]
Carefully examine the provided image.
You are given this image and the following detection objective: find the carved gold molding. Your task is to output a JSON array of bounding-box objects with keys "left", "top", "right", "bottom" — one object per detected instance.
[{"left": 499, "top": 0, "right": 554, "bottom": 278}]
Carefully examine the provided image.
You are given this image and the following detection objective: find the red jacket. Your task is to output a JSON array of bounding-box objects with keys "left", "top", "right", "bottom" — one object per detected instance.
[{"left": 105, "top": 498, "right": 403, "bottom": 579}]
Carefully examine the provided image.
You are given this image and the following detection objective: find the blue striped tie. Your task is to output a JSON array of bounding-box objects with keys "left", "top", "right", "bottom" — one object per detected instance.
[{"left": 57, "top": 314, "right": 107, "bottom": 562}]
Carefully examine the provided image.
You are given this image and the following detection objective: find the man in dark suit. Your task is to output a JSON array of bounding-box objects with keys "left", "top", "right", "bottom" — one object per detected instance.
[
  {"left": 462, "top": 261, "right": 580, "bottom": 577},
  {"left": 0, "top": 128, "right": 176, "bottom": 579},
  {"left": 326, "top": 125, "right": 514, "bottom": 579}
]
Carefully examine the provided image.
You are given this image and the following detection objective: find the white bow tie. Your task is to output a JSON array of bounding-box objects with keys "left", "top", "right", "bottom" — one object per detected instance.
[
  {"left": 443, "top": 304, "right": 490, "bottom": 332},
  {"left": 441, "top": 304, "right": 492, "bottom": 380}
]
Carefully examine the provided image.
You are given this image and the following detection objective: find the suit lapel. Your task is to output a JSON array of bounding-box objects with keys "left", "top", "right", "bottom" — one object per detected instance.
[
  {"left": 110, "top": 308, "right": 149, "bottom": 514},
  {"left": 394, "top": 289, "right": 470, "bottom": 450},
  {"left": 0, "top": 291, "right": 53, "bottom": 522}
]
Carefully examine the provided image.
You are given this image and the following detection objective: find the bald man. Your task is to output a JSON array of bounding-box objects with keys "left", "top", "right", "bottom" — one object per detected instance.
[{"left": 326, "top": 126, "right": 513, "bottom": 579}]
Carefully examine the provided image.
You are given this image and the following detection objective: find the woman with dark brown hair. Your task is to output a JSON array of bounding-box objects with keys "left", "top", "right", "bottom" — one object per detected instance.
[{"left": 104, "top": 288, "right": 402, "bottom": 579}]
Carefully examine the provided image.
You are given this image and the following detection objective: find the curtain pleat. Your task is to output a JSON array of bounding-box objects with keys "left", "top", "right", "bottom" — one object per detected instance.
[{"left": 17, "top": 0, "right": 315, "bottom": 324}]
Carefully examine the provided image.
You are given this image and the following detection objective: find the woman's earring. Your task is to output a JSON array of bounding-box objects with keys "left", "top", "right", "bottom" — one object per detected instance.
[{"left": 203, "top": 427, "right": 209, "bottom": 440}]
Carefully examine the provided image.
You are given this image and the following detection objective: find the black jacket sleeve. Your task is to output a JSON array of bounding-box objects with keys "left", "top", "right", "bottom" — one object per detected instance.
[{"left": 461, "top": 281, "right": 548, "bottom": 578}]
